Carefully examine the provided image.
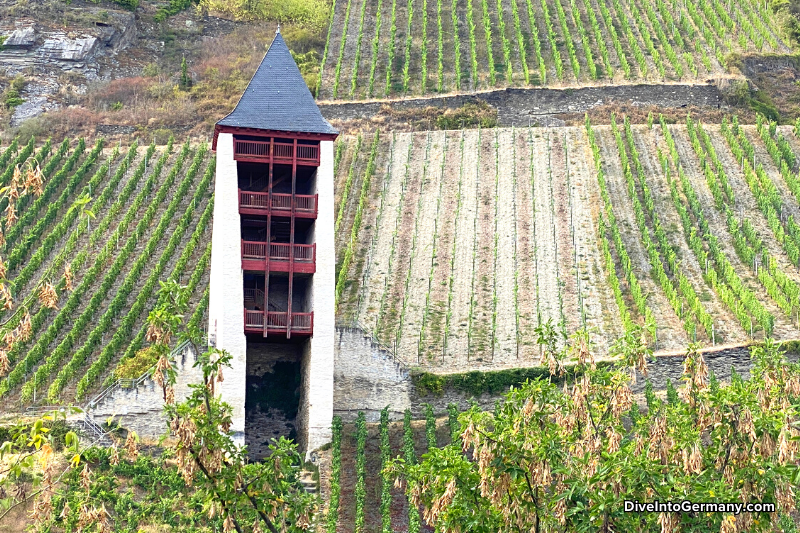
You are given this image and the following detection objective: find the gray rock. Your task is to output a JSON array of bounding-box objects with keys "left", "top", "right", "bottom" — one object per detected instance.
[
  {"left": 4, "top": 27, "right": 35, "bottom": 47},
  {"left": 39, "top": 35, "right": 98, "bottom": 61}
]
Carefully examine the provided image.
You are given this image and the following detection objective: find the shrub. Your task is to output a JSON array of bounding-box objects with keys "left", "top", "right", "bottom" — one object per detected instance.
[
  {"left": 436, "top": 101, "right": 498, "bottom": 129},
  {"left": 114, "top": 347, "right": 160, "bottom": 380},
  {"left": 200, "top": 0, "right": 331, "bottom": 32}
]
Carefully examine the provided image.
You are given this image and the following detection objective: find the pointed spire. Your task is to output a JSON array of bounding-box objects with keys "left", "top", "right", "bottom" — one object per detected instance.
[
  {"left": 215, "top": 32, "right": 336, "bottom": 135},
  {"left": 276, "top": 24, "right": 281, "bottom": 34}
]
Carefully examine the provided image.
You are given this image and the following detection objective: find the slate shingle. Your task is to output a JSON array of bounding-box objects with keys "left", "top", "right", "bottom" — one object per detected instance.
[{"left": 216, "top": 31, "right": 337, "bottom": 136}]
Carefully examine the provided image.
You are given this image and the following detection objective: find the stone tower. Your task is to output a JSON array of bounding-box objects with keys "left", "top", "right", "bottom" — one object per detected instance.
[{"left": 209, "top": 30, "right": 338, "bottom": 454}]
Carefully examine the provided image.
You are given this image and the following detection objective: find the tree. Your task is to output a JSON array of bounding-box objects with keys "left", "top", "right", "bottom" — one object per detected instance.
[
  {"left": 390, "top": 333, "right": 800, "bottom": 533},
  {"left": 180, "top": 56, "right": 192, "bottom": 90},
  {"left": 0, "top": 281, "right": 318, "bottom": 532}
]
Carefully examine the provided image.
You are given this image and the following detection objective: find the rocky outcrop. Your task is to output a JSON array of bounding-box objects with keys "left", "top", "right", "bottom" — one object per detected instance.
[
  {"left": 0, "top": 10, "right": 137, "bottom": 125},
  {"left": 3, "top": 26, "right": 35, "bottom": 47}
]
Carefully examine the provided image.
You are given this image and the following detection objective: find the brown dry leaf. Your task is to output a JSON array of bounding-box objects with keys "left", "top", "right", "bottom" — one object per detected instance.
[
  {"left": 125, "top": 432, "right": 138, "bottom": 461},
  {"left": 39, "top": 282, "right": 59, "bottom": 309},
  {"left": 64, "top": 265, "right": 73, "bottom": 291},
  {"left": 0, "top": 349, "right": 9, "bottom": 376}
]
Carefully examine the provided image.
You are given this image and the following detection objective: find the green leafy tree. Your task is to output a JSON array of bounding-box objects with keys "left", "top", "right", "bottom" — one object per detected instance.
[
  {"left": 390, "top": 333, "right": 800, "bottom": 532},
  {"left": 180, "top": 56, "right": 192, "bottom": 90},
  {"left": 0, "top": 282, "right": 318, "bottom": 532}
]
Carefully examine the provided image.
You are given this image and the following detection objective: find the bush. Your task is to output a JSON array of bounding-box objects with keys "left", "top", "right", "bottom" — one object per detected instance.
[
  {"left": 150, "top": 128, "right": 175, "bottom": 145},
  {"left": 291, "top": 49, "right": 321, "bottom": 91},
  {"left": 201, "top": 0, "right": 331, "bottom": 32},
  {"left": 3, "top": 75, "right": 26, "bottom": 109},
  {"left": 436, "top": 101, "right": 498, "bottom": 129},
  {"left": 142, "top": 62, "right": 160, "bottom": 77},
  {"left": 114, "top": 346, "right": 160, "bottom": 380}
]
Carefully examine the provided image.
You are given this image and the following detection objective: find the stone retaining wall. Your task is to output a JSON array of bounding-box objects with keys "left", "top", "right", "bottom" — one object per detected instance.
[{"left": 319, "top": 83, "right": 726, "bottom": 127}]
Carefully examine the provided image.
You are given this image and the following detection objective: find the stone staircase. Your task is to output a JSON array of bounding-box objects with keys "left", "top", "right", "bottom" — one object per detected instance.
[
  {"left": 297, "top": 469, "right": 318, "bottom": 495},
  {"left": 84, "top": 341, "right": 205, "bottom": 439}
]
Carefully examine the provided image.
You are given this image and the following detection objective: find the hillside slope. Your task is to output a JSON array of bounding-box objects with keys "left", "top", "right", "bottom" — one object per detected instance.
[
  {"left": 318, "top": 0, "right": 791, "bottom": 100},
  {"left": 0, "top": 136, "right": 212, "bottom": 405},
  {"left": 334, "top": 119, "right": 800, "bottom": 370}
]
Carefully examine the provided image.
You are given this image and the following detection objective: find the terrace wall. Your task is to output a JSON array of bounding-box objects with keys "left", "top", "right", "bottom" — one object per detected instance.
[{"left": 319, "top": 83, "right": 726, "bottom": 126}]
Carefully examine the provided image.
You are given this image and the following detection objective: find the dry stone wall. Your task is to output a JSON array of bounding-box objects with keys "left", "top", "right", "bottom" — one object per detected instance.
[{"left": 319, "top": 83, "right": 726, "bottom": 127}]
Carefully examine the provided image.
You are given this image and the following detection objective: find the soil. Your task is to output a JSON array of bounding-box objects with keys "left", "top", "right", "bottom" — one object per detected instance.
[
  {"left": 342, "top": 136, "right": 395, "bottom": 323},
  {"left": 466, "top": 129, "right": 497, "bottom": 363},
  {"left": 596, "top": 125, "right": 688, "bottom": 350},
  {"left": 671, "top": 125, "right": 794, "bottom": 340},
  {"left": 396, "top": 131, "right": 447, "bottom": 360},
  {"left": 357, "top": 132, "right": 413, "bottom": 332},
  {"left": 377, "top": 133, "right": 427, "bottom": 346},
  {"left": 513, "top": 128, "right": 539, "bottom": 362},
  {"left": 492, "top": 128, "right": 520, "bottom": 365},
  {"left": 418, "top": 131, "right": 463, "bottom": 363},
  {"left": 444, "top": 129, "right": 480, "bottom": 362}
]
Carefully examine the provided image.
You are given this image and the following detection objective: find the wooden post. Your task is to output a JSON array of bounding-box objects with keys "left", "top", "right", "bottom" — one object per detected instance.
[
  {"left": 287, "top": 138, "right": 298, "bottom": 339},
  {"left": 264, "top": 137, "right": 274, "bottom": 338}
]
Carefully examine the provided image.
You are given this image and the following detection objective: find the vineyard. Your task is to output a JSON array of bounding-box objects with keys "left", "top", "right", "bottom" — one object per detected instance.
[
  {"left": 334, "top": 120, "right": 800, "bottom": 369},
  {"left": 325, "top": 407, "right": 458, "bottom": 533},
  {"left": 0, "top": 136, "right": 212, "bottom": 406},
  {"left": 317, "top": 0, "right": 790, "bottom": 99}
]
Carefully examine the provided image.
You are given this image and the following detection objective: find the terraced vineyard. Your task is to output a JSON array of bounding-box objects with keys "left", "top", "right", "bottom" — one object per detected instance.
[
  {"left": 317, "top": 0, "right": 790, "bottom": 99},
  {"left": 0, "top": 137, "right": 212, "bottom": 405},
  {"left": 334, "top": 119, "right": 800, "bottom": 370}
]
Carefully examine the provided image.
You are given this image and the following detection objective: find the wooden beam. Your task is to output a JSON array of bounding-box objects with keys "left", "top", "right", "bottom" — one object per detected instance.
[
  {"left": 263, "top": 137, "right": 274, "bottom": 338},
  {"left": 287, "top": 138, "right": 297, "bottom": 339}
]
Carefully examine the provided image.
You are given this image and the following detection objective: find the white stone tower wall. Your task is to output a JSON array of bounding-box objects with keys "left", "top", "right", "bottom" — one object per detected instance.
[
  {"left": 208, "top": 132, "right": 247, "bottom": 444},
  {"left": 298, "top": 139, "right": 335, "bottom": 454}
]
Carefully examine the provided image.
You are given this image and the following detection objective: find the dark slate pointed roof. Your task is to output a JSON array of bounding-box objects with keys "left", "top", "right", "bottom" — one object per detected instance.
[{"left": 216, "top": 31, "right": 337, "bottom": 135}]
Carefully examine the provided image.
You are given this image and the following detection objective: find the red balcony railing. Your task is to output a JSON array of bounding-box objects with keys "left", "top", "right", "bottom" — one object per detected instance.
[
  {"left": 244, "top": 310, "right": 314, "bottom": 335},
  {"left": 234, "top": 140, "right": 320, "bottom": 166},
  {"left": 239, "top": 190, "right": 318, "bottom": 216},
  {"left": 241, "top": 241, "right": 315, "bottom": 262}
]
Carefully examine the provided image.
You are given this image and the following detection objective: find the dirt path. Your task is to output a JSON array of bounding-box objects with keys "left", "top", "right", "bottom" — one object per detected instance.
[
  {"left": 492, "top": 128, "right": 519, "bottom": 365},
  {"left": 379, "top": 133, "right": 428, "bottom": 355},
  {"left": 419, "top": 131, "right": 464, "bottom": 364},
  {"left": 566, "top": 127, "right": 623, "bottom": 355},
  {"left": 398, "top": 132, "right": 447, "bottom": 362},
  {"left": 358, "top": 133, "right": 413, "bottom": 333},
  {"left": 445, "top": 129, "right": 480, "bottom": 363},
  {"left": 596, "top": 127, "right": 686, "bottom": 349},
  {"left": 531, "top": 129, "right": 561, "bottom": 339},
  {"left": 635, "top": 126, "right": 744, "bottom": 345},
  {"left": 514, "top": 129, "right": 539, "bottom": 361},
  {"left": 551, "top": 132, "right": 583, "bottom": 338}
]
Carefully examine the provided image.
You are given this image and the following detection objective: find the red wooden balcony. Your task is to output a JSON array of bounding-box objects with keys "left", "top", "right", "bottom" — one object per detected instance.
[
  {"left": 241, "top": 241, "right": 316, "bottom": 273},
  {"left": 234, "top": 140, "right": 320, "bottom": 166},
  {"left": 239, "top": 190, "right": 318, "bottom": 218},
  {"left": 244, "top": 310, "right": 313, "bottom": 336}
]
